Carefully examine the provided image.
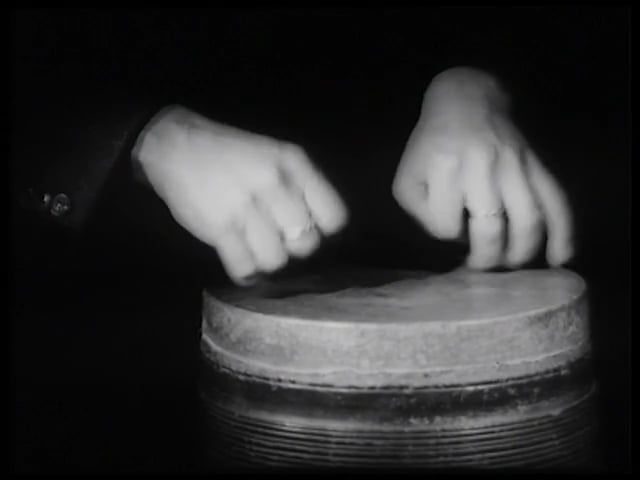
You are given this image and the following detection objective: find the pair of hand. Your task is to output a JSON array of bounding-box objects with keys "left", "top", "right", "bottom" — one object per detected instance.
[{"left": 133, "top": 68, "right": 573, "bottom": 284}]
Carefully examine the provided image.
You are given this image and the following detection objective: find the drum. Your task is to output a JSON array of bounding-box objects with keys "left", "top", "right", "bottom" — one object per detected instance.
[{"left": 199, "top": 268, "right": 598, "bottom": 471}]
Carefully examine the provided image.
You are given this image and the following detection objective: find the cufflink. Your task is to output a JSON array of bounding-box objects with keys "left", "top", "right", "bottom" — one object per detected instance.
[{"left": 49, "top": 193, "right": 72, "bottom": 217}]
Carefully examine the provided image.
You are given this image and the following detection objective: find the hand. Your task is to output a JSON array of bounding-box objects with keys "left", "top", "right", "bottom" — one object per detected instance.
[
  {"left": 133, "top": 105, "right": 348, "bottom": 284},
  {"left": 392, "top": 68, "right": 573, "bottom": 269}
]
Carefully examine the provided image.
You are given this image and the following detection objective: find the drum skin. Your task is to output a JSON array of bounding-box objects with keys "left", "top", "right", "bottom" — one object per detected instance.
[{"left": 199, "top": 268, "right": 598, "bottom": 471}]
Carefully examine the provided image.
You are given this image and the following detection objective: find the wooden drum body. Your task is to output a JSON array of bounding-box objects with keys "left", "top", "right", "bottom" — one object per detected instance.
[{"left": 199, "top": 268, "right": 597, "bottom": 471}]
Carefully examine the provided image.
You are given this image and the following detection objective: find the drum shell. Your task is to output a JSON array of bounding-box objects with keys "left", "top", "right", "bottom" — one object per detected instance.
[{"left": 199, "top": 269, "right": 599, "bottom": 470}]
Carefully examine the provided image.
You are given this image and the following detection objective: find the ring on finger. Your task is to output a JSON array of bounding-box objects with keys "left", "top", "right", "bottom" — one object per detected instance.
[{"left": 468, "top": 206, "right": 505, "bottom": 219}]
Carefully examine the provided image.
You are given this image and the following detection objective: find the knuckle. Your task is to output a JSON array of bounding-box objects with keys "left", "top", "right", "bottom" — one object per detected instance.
[
  {"left": 391, "top": 178, "right": 404, "bottom": 200},
  {"left": 250, "top": 165, "right": 282, "bottom": 190},
  {"left": 280, "top": 142, "right": 308, "bottom": 163},
  {"left": 499, "top": 145, "right": 521, "bottom": 164},
  {"left": 466, "top": 141, "right": 497, "bottom": 162},
  {"left": 391, "top": 176, "right": 413, "bottom": 206},
  {"left": 427, "top": 152, "right": 459, "bottom": 173}
]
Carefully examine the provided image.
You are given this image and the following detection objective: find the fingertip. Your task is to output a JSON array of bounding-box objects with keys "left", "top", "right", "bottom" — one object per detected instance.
[
  {"left": 428, "top": 218, "right": 464, "bottom": 241},
  {"left": 505, "top": 245, "right": 537, "bottom": 269},
  {"left": 302, "top": 174, "right": 350, "bottom": 236},
  {"left": 231, "top": 269, "right": 263, "bottom": 286},
  {"left": 466, "top": 254, "right": 502, "bottom": 271},
  {"left": 255, "top": 245, "right": 289, "bottom": 273},
  {"left": 287, "top": 229, "right": 322, "bottom": 259},
  {"left": 317, "top": 201, "right": 350, "bottom": 236},
  {"left": 465, "top": 256, "right": 484, "bottom": 270},
  {"left": 504, "top": 257, "right": 524, "bottom": 270},
  {"left": 214, "top": 230, "right": 259, "bottom": 286},
  {"left": 547, "top": 241, "right": 574, "bottom": 267}
]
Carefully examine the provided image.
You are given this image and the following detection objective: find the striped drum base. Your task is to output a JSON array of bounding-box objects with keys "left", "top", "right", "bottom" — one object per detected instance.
[{"left": 199, "top": 268, "right": 599, "bottom": 471}]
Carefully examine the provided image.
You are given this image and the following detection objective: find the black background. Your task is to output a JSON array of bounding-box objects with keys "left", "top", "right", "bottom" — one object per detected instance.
[{"left": 11, "top": 7, "right": 630, "bottom": 474}]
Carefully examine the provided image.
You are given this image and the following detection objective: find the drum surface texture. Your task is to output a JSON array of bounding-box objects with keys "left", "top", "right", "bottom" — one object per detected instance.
[{"left": 199, "top": 268, "right": 597, "bottom": 471}]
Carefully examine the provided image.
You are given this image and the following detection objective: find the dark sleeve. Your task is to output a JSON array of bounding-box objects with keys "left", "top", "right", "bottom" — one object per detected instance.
[
  {"left": 11, "top": 10, "right": 169, "bottom": 232},
  {"left": 12, "top": 94, "right": 161, "bottom": 232}
]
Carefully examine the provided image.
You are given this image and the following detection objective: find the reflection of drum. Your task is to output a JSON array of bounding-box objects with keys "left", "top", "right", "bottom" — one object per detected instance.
[{"left": 199, "top": 268, "right": 598, "bottom": 471}]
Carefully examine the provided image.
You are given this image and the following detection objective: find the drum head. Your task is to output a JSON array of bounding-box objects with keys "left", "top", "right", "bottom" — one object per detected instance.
[{"left": 202, "top": 268, "right": 588, "bottom": 388}]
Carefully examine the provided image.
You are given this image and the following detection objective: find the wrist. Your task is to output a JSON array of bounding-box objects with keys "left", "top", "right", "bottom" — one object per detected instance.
[
  {"left": 132, "top": 105, "right": 186, "bottom": 167},
  {"left": 131, "top": 104, "right": 196, "bottom": 192},
  {"left": 421, "top": 67, "right": 510, "bottom": 125}
]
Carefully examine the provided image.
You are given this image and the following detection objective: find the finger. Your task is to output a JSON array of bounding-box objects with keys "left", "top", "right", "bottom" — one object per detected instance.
[
  {"left": 241, "top": 202, "right": 289, "bottom": 273},
  {"left": 392, "top": 153, "right": 464, "bottom": 239},
  {"left": 462, "top": 146, "right": 505, "bottom": 270},
  {"left": 497, "top": 148, "right": 544, "bottom": 267},
  {"left": 526, "top": 152, "right": 574, "bottom": 266},
  {"left": 256, "top": 186, "right": 321, "bottom": 258},
  {"left": 213, "top": 226, "right": 258, "bottom": 285},
  {"left": 277, "top": 144, "right": 348, "bottom": 235}
]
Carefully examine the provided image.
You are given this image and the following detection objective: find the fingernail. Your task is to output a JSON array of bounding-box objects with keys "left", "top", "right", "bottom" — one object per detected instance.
[
  {"left": 505, "top": 252, "right": 524, "bottom": 269},
  {"left": 236, "top": 273, "right": 262, "bottom": 286}
]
